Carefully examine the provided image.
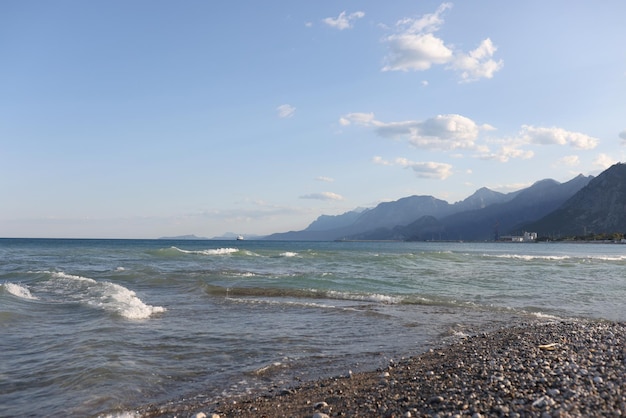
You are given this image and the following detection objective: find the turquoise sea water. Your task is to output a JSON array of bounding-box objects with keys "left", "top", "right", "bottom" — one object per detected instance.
[{"left": 1, "top": 238, "right": 625, "bottom": 417}]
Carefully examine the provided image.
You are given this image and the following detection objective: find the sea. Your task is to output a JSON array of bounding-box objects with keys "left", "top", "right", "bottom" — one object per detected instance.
[{"left": 1, "top": 238, "right": 625, "bottom": 417}]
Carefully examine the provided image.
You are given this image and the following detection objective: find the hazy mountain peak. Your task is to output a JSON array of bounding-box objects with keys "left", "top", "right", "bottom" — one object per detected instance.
[
  {"left": 266, "top": 169, "right": 597, "bottom": 241},
  {"left": 454, "top": 186, "right": 510, "bottom": 211}
]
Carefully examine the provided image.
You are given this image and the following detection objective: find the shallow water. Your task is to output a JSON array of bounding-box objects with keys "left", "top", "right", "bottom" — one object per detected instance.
[{"left": 1, "top": 239, "right": 624, "bottom": 416}]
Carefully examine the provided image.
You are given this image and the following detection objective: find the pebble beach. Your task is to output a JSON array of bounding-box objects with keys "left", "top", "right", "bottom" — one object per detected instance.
[{"left": 140, "top": 321, "right": 626, "bottom": 418}]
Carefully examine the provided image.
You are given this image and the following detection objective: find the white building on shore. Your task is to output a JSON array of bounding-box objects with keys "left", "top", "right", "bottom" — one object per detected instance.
[{"left": 500, "top": 231, "right": 537, "bottom": 242}]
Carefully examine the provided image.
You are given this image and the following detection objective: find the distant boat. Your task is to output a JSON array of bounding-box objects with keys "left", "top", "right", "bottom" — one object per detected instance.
[{"left": 236, "top": 235, "right": 244, "bottom": 241}]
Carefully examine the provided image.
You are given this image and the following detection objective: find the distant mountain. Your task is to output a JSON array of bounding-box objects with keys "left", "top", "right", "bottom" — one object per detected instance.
[
  {"left": 305, "top": 208, "right": 370, "bottom": 232},
  {"left": 346, "top": 175, "right": 592, "bottom": 241},
  {"left": 452, "top": 187, "right": 516, "bottom": 212},
  {"left": 421, "top": 174, "right": 593, "bottom": 241},
  {"left": 158, "top": 234, "right": 209, "bottom": 240},
  {"left": 265, "top": 195, "right": 454, "bottom": 241},
  {"left": 264, "top": 172, "right": 593, "bottom": 242},
  {"left": 350, "top": 195, "right": 453, "bottom": 231},
  {"left": 523, "top": 163, "right": 626, "bottom": 237}
]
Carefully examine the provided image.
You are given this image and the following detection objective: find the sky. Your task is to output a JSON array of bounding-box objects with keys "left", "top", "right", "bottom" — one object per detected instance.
[{"left": 1, "top": 1, "right": 625, "bottom": 239}]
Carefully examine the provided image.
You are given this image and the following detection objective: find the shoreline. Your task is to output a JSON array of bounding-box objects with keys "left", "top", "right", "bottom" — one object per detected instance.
[{"left": 137, "top": 320, "right": 625, "bottom": 417}]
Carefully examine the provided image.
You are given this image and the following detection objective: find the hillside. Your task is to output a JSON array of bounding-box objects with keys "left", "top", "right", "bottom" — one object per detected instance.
[
  {"left": 523, "top": 163, "right": 626, "bottom": 238},
  {"left": 432, "top": 174, "right": 592, "bottom": 241},
  {"left": 346, "top": 174, "right": 592, "bottom": 241},
  {"left": 265, "top": 172, "right": 592, "bottom": 241}
]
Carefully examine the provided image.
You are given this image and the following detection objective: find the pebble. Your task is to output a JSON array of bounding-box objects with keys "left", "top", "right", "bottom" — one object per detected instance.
[{"left": 138, "top": 321, "right": 626, "bottom": 418}]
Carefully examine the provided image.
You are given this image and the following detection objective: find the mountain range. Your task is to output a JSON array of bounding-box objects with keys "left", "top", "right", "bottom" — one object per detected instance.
[
  {"left": 265, "top": 163, "right": 626, "bottom": 241},
  {"left": 523, "top": 163, "right": 626, "bottom": 238}
]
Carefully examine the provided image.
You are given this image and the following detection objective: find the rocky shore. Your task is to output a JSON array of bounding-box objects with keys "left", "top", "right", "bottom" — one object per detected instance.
[{"left": 141, "top": 321, "right": 625, "bottom": 417}]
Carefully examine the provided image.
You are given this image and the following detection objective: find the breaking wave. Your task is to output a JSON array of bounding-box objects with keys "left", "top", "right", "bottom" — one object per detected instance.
[
  {"left": 171, "top": 246, "right": 240, "bottom": 256},
  {"left": 39, "top": 271, "right": 166, "bottom": 320},
  {"left": 3, "top": 282, "right": 39, "bottom": 300}
]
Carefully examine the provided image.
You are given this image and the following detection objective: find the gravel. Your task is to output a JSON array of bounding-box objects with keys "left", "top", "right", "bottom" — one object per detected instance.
[{"left": 140, "top": 320, "right": 626, "bottom": 417}]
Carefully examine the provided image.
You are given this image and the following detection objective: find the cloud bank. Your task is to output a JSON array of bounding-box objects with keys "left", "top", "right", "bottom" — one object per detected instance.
[
  {"left": 340, "top": 112, "right": 491, "bottom": 151},
  {"left": 520, "top": 125, "right": 598, "bottom": 150},
  {"left": 374, "top": 157, "right": 453, "bottom": 179},
  {"left": 300, "top": 192, "right": 344, "bottom": 201},
  {"left": 382, "top": 3, "right": 503, "bottom": 82}
]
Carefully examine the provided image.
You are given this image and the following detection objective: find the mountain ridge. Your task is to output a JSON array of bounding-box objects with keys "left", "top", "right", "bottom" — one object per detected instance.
[
  {"left": 265, "top": 171, "right": 595, "bottom": 241},
  {"left": 522, "top": 163, "right": 626, "bottom": 238}
]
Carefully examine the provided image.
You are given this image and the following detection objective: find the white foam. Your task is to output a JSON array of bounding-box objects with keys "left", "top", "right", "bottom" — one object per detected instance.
[
  {"left": 451, "top": 330, "right": 471, "bottom": 339},
  {"left": 492, "top": 253, "right": 626, "bottom": 263},
  {"left": 4, "top": 282, "right": 38, "bottom": 300},
  {"left": 172, "top": 246, "right": 239, "bottom": 256},
  {"left": 45, "top": 271, "right": 166, "bottom": 320},
  {"left": 529, "top": 311, "right": 563, "bottom": 320},
  {"left": 232, "top": 272, "right": 256, "bottom": 277},
  {"left": 279, "top": 252, "right": 299, "bottom": 257},
  {"left": 226, "top": 297, "right": 337, "bottom": 310},
  {"left": 591, "top": 255, "right": 626, "bottom": 261},
  {"left": 491, "top": 254, "right": 571, "bottom": 261},
  {"left": 101, "top": 413, "right": 138, "bottom": 418},
  {"left": 326, "top": 290, "right": 401, "bottom": 304},
  {"left": 96, "top": 281, "right": 166, "bottom": 320}
]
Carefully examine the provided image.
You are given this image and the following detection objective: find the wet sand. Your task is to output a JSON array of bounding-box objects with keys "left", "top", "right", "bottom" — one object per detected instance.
[{"left": 140, "top": 321, "right": 625, "bottom": 417}]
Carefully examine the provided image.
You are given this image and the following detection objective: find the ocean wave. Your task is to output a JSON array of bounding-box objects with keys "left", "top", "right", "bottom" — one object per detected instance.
[
  {"left": 528, "top": 311, "right": 564, "bottom": 321},
  {"left": 208, "top": 285, "right": 403, "bottom": 305},
  {"left": 249, "top": 361, "right": 286, "bottom": 376},
  {"left": 40, "top": 271, "right": 166, "bottom": 320},
  {"left": 589, "top": 255, "right": 626, "bottom": 262},
  {"left": 326, "top": 290, "right": 401, "bottom": 304},
  {"left": 489, "top": 253, "right": 626, "bottom": 264},
  {"left": 489, "top": 254, "right": 571, "bottom": 261},
  {"left": 3, "top": 282, "right": 39, "bottom": 300},
  {"left": 278, "top": 252, "right": 299, "bottom": 258},
  {"left": 225, "top": 296, "right": 338, "bottom": 310},
  {"left": 171, "top": 246, "right": 239, "bottom": 256}
]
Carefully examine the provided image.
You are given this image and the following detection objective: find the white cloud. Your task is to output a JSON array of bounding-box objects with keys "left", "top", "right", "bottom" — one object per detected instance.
[
  {"left": 343, "top": 113, "right": 600, "bottom": 164},
  {"left": 381, "top": 3, "right": 502, "bottom": 82},
  {"left": 555, "top": 155, "right": 580, "bottom": 167},
  {"left": 372, "top": 156, "right": 393, "bottom": 166},
  {"left": 341, "top": 112, "right": 485, "bottom": 151},
  {"left": 593, "top": 153, "right": 617, "bottom": 169},
  {"left": 520, "top": 125, "right": 598, "bottom": 150},
  {"left": 300, "top": 192, "right": 344, "bottom": 201},
  {"left": 382, "top": 33, "right": 453, "bottom": 71},
  {"left": 316, "top": 176, "right": 334, "bottom": 183},
  {"left": 620, "top": 130, "right": 626, "bottom": 143},
  {"left": 410, "top": 114, "right": 479, "bottom": 149},
  {"left": 397, "top": 3, "right": 452, "bottom": 34},
  {"left": 339, "top": 112, "right": 376, "bottom": 126},
  {"left": 322, "top": 11, "right": 365, "bottom": 30},
  {"left": 450, "top": 38, "right": 504, "bottom": 83},
  {"left": 276, "top": 104, "right": 296, "bottom": 118},
  {"left": 374, "top": 156, "right": 453, "bottom": 179},
  {"left": 479, "top": 143, "right": 534, "bottom": 162}
]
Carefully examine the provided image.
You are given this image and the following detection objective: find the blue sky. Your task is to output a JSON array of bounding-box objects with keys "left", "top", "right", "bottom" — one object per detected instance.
[{"left": 2, "top": 1, "right": 625, "bottom": 238}]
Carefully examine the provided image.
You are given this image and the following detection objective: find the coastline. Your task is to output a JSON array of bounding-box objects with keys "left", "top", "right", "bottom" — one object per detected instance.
[{"left": 138, "top": 320, "right": 626, "bottom": 417}]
